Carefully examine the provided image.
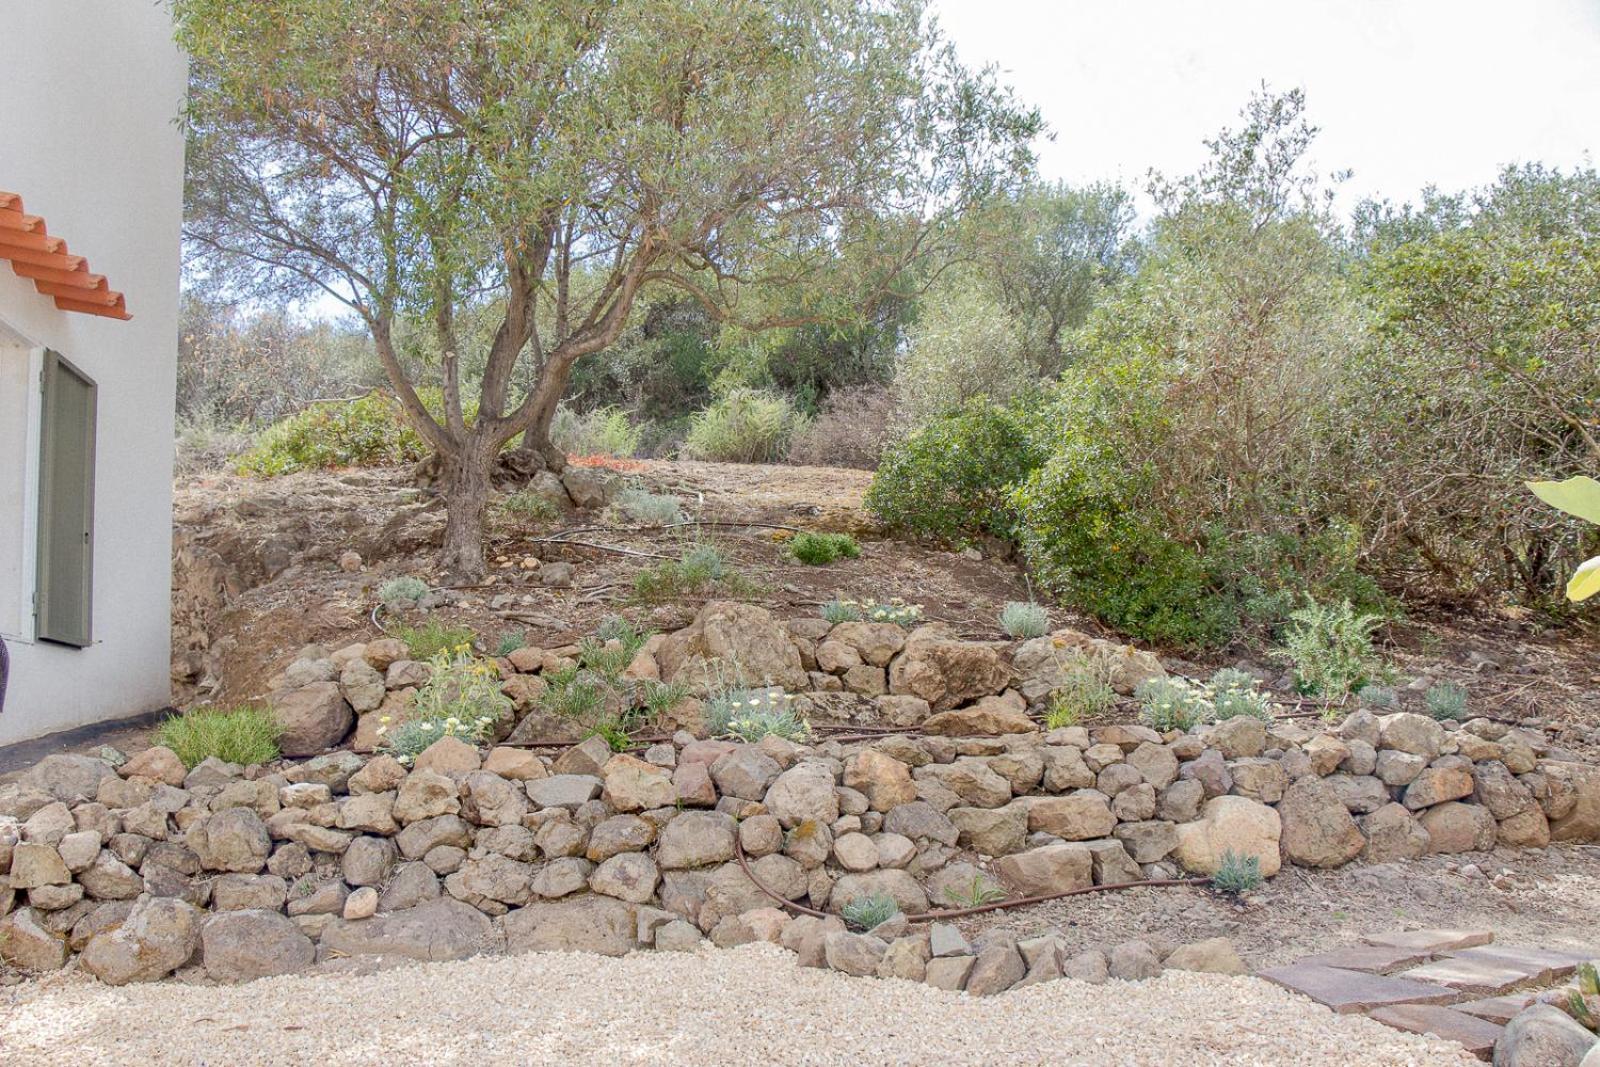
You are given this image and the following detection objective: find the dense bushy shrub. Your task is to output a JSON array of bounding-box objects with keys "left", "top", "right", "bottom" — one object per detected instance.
[
  {"left": 683, "top": 388, "right": 807, "bottom": 463},
  {"left": 786, "top": 386, "right": 894, "bottom": 469},
  {"left": 235, "top": 392, "right": 427, "bottom": 475},
  {"left": 550, "top": 404, "right": 643, "bottom": 458},
  {"left": 790, "top": 532, "right": 861, "bottom": 565},
  {"left": 866, "top": 401, "right": 1047, "bottom": 543}
]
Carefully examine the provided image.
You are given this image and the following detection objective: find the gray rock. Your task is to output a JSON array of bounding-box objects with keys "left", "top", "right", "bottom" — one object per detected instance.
[
  {"left": 710, "top": 747, "right": 782, "bottom": 801},
  {"left": 525, "top": 775, "right": 603, "bottom": 809},
  {"left": 590, "top": 852, "right": 660, "bottom": 904},
  {"left": 1107, "top": 939, "right": 1163, "bottom": 981},
  {"left": 201, "top": 909, "right": 316, "bottom": 982},
  {"left": 1063, "top": 948, "right": 1110, "bottom": 984},
  {"left": 504, "top": 894, "right": 638, "bottom": 956},
  {"left": 763, "top": 762, "right": 841, "bottom": 829},
  {"left": 378, "top": 862, "right": 441, "bottom": 912},
  {"left": 656, "top": 811, "right": 737, "bottom": 869},
  {"left": 79, "top": 897, "right": 203, "bottom": 985},
  {"left": 22, "top": 754, "right": 117, "bottom": 803},
  {"left": 824, "top": 931, "right": 888, "bottom": 976},
  {"left": 1494, "top": 1004, "right": 1596, "bottom": 1067},
  {"left": 271, "top": 682, "right": 354, "bottom": 757},
  {"left": 190, "top": 808, "right": 272, "bottom": 873},
  {"left": 0, "top": 908, "right": 69, "bottom": 971},
  {"left": 965, "top": 932, "right": 1026, "bottom": 995},
  {"left": 342, "top": 835, "right": 399, "bottom": 887},
  {"left": 211, "top": 873, "right": 288, "bottom": 912},
  {"left": 320, "top": 898, "right": 498, "bottom": 962}
]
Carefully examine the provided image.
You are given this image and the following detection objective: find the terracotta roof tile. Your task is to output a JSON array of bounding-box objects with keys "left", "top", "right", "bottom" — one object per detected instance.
[{"left": 0, "top": 190, "right": 130, "bottom": 320}]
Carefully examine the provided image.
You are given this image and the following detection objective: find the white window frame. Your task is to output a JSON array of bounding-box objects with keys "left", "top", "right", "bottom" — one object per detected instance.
[{"left": 0, "top": 327, "right": 46, "bottom": 645}]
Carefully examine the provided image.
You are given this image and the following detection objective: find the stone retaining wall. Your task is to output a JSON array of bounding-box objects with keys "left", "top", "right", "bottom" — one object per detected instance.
[{"left": 4, "top": 671, "right": 1598, "bottom": 990}]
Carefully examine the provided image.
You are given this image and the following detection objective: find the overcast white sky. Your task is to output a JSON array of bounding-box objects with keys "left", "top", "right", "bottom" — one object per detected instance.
[{"left": 933, "top": 0, "right": 1600, "bottom": 211}]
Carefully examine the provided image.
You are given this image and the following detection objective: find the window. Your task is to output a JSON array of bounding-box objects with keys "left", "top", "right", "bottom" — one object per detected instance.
[{"left": 34, "top": 350, "right": 96, "bottom": 647}]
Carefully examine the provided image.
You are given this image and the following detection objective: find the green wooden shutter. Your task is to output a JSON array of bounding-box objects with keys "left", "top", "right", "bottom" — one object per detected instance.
[{"left": 35, "top": 351, "right": 96, "bottom": 647}]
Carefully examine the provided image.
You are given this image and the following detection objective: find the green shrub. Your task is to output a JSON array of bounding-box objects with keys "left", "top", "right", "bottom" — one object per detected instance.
[
  {"left": 1356, "top": 684, "right": 1397, "bottom": 709},
  {"left": 819, "top": 597, "right": 923, "bottom": 626},
  {"left": 1424, "top": 681, "right": 1469, "bottom": 721},
  {"left": 378, "top": 651, "right": 512, "bottom": 767},
  {"left": 495, "top": 632, "right": 527, "bottom": 657},
  {"left": 1135, "top": 677, "right": 1212, "bottom": 732},
  {"left": 390, "top": 621, "right": 477, "bottom": 660},
  {"left": 378, "top": 576, "right": 428, "bottom": 606},
  {"left": 999, "top": 601, "right": 1050, "bottom": 639},
  {"left": 790, "top": 532, "right": 861, "bottom": 566},
  {"left": 1274, "top": 598, "right": 1385, "bottom": 698},
  {"left": 550, "top": 404, "right": 642, "bottom": 458},
  {"left": 500, "top": 489, "right": 559, "bottom": 524},
  {"left": 1209, "top": 668, "right": 1277, "bottom": 722},
  {"left": 1211, "top": 850, "right": 1263, "bottom": 895},
  {"left": 867, "top": 401, "right": 1046, "bottom": 542},
  {"left": 820, "top": 599, "right": 863, "bottom": 624},
  {"left": 614, "top": 488, "right": 684, "bottom": 525},
  {"left": 839, "top": 892, "right": 900, "bottom": 931},
  {"left": 683, "top": 388, "right": 806, "bottom": 463},
  {"left": 704, "top": 687, "right": 811, "bottom": 743},
  {"left": 154, "top": 705, "right": 282, "bottom": 769},
  {"left": 235, "top": 392, "right": 429, "bottom": 476}
]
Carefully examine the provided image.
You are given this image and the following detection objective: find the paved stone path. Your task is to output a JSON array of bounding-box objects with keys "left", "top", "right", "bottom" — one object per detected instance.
[{"left": 1258, "top": 928, "right": 1596, "bottom": 1060}]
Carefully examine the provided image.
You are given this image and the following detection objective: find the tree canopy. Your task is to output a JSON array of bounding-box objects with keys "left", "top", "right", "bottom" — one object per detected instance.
[{"left": 177, "top": 0, "right": 1040, "bottom": 575}]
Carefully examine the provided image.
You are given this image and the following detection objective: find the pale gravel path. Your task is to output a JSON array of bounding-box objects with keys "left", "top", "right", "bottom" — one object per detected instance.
[{"left": 1, "top": 944, "right": 1474, "bottom": 1067}]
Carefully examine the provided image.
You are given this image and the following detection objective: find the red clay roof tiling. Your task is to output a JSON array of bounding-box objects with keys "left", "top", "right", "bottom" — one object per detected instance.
[{"left": 0, "top": 190, "right": 130, "bottom": 320}]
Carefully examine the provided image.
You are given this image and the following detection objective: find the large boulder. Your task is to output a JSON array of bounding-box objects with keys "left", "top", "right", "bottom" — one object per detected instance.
[
  {"left": 1277, "top": 777, "right": 1365, "bottom": 868},
  {"left": 1172, "top": 796, "right": 1282, "bottom": 877},
  {"left": 22, "top": 754, "right": 117, "bottom": 803},
  {"left": 992, "top": 844, "right": 1093, "bottom": 896},
  {"left": 656, "top": 601, "right": 807, "bottom": 694},
  {"left": 844, "top": 750, "right": 918, "bottom": 812},
  {"left": 200, "top": 910, "right": 316, "bottom": 982},
  {"left": 887, "top": 626, "right": 1011, "bottom": 712},
  {"left": 271, "top": 682, "right": 354, "bottom": 757},
  {"left": 189, "top": 808, "right": 272, "bottom": 873},
  {"left": 319, "top": 898, "right": 498, "bottom": 962},
  {"left": 1494, "top": 1004, "right": 1596, "bottom": 1067},
  {"left": 920, "top": 696, "right": 1035, "bottom": 737},
  {"left": 1012, "top": 629, "right": 1165, "bottom": 698},
  {"left": 1544, "top": 762, "right": 1600, "bottom": 842},
  {"left": 763, "top": 763, "right": 840, "bottom": 829},
  {"left": 503, "top": 894, "right": 638, "bottom": 956},
  {"left": 80, "top": 897, "right": 203, "bottom": 985}
]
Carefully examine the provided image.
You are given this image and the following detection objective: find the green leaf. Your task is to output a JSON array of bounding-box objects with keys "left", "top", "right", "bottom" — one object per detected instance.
[
  {"left": 1528, "top": 477, "right": 1600, "bottom": 526},
  {"left": 1569, "top": 556, "right": 1600, "bottom": 602}
]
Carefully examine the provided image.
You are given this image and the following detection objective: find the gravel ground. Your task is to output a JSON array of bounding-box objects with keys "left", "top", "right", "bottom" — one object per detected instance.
[{"left": 1, "top": 943, "right": 1473, "bottom": 1066}]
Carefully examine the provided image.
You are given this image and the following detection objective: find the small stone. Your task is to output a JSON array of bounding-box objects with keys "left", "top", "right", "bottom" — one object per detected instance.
[
  {"left": 343, "top": 886, "right": 379, "bottom": 919},
  {"left": 1107, "top": 939, "right": 1163, "bottom": 980}
]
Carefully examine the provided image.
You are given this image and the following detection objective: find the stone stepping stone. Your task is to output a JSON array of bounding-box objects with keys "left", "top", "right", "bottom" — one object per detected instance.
[
  {"left": 1455, "top": 993, "right": 1539, "bottom": 1025},
  {"left": 1364, "top": 929, "right": 1494, "bottom": 953},
  {"left": 1367, "top": 1004, "right": 1504, "bottom": 1060},
  {"left": 1257, "top": 962, "right": 1460, "bottom": 1014},
  {"left": 1295, "top": 945, "right": 1435, "bottom": 973},
  {"left": 1399, "top": 956, "right": 1539, "bottom": 995},
  {"left": 1450, "top": 945, "right": 1598, "bottom": 983}
]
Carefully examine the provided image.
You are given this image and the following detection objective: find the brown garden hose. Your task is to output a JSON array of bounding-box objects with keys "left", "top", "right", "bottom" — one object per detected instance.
[{"left": 733, "top": 835, "right": 1210, "bottom": 924}]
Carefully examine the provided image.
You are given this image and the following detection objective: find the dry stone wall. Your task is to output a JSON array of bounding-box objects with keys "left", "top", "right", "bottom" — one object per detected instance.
[{"left": 4, "top": 602, "right": 1599, "bottom": 993}]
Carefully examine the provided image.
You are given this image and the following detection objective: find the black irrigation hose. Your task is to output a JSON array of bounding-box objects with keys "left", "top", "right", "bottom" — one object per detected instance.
[{"left": 733, "top": 834, "right": 1210, "bottom": 924}]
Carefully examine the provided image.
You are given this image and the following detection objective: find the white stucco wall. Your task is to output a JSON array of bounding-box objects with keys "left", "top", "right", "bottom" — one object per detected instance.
[{"left": 0, "top": 2, "right": 187, "bottom": 745}]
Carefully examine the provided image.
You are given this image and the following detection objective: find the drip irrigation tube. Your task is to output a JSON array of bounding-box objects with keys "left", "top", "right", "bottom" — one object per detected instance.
[{"left": 733, "top": 835, "right": 1210, "bottom": 924}]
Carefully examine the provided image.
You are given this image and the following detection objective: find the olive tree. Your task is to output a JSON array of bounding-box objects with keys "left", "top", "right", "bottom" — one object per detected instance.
[{"left": 176, "top": 0, "right": 1039, "bottom": 576}]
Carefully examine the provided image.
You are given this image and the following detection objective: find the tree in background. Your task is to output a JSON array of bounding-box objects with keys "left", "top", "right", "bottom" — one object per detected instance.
[
  {"left": 176, "top": 0, "right": 1039, "bottom": 576},
  {"left": 890, "top": 180, "right": 1135, "bottom": 425}
]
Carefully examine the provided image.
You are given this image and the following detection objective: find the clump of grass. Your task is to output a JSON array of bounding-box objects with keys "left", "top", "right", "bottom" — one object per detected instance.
[
  {"left": 378, "top": 575, "right": 428, "bottom": 606},
  {"left": 1211, "top": 850, "right": 1264, "bottom": 895},
  {"left": 999, "top": 601, "right": 1050, "bottom": 639},
  {"left": 1356, "top": 684, "right": 1397, "bottom": 709},
  {"left": 633, "top": 544, "right": 751, "bottom": 603},
  {"left": 704, "top": 687, "right": 811, "bottom": 743},
  {"left": 1424, "top": 681, "right": 1470, "bottom": 721},
  {"left": 500, "top": 489, "right": 559, "bottom": 524},
  {"left": 790, "top": 532, "right": 861, "bottom": 566},
  {"left": 614, "top": 488, "right": 684, "bottom": 525},
  {"left": 820, "top": 599, "right": 863, "bottom": 624},
  {"left": 1044, "top": 651, "right": 1115, "bottom": 729},
  {"left": 1273, "top": 597, "right": 1385, "bottom": 699},
  {"left": 496, "top": 631, "right": 529, "bottom": 657},
  {"left": 840, "top": 892, "right": 900, "bottom": 931},
  {"left": 390, "top": 620, "right": 478, "bottom": 660},
  {"left": 941, "top": 875, "right": 1006, "bottom": 909},
  {"left": 154, "top": 705, "right": 281, "bottom": 769}
]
